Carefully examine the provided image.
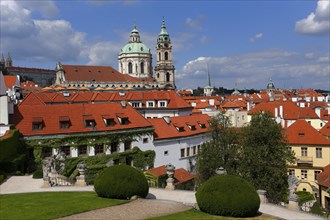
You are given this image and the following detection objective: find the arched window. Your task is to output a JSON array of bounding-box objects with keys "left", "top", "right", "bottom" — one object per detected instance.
[
  {"left": 166, "top": 72, "right": 170, "bottom": 82},
  {"left": 128, "top": 62, "right": 132, "bottom": 74},
  {"left": 140, "top": 62, "right": 144, "bottom": 73},
  {"left": 165, "top": 52, "right": 168, "bottom": 60},
  {"left": 157, "top": 73, "right": 160, "bottom": 78},
  {"left": 158, "top": 52, "right": 161, "bottom": 61}
]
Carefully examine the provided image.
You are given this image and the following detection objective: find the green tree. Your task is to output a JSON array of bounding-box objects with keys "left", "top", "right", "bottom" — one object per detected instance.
[
  {"left": 239, "top": 112, "right": 295, "bottom": 203},
  {"left": 196, "top": 112, "right": 240, "bottom": 183}
]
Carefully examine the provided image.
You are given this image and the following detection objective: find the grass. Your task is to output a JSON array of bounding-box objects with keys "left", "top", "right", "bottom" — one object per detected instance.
[
  {"left": 0, "top": 192, "right": 127, "bottom": 220},
  {"left": 148, "top": 209, "right": 278, "bottom": 220}
]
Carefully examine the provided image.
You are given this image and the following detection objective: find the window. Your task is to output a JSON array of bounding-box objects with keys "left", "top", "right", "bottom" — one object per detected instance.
[
  {"left": 124, "top": 140, "right": 132, "bottom": 151},
  {"left": 32, "top": 122, "right": 43, "bottom": 130},
  {"left": 158, "top": 52, "right": 161, "bottom": 61},
  {"left": 186, "top": 147, "right": 190, "bottom": 157},
  {"left": 95, "top": 144, "right": 104, "bottom": 155},
  {"left": 158, "top": 101, "right": 167, "bottom": 107},
  {"left": 180, "top": 149, "right": 185, "bottom": 158},
  {"left": 299, "top": 132, "right": 305, "bottom": 137},
  {"left": 131, "top": 102, "right": 141, "bottom": 108},
  {"left": 187, "top": 124, "right": 196, "bottom": 131},
  {"left": 314, "top": 170, "right": 321, "bottom": 181},
  {"left": 175, "top": 126, "right": 185, "bottom": 132},
  {"left": 143, "top": 138, "right": 148, "bottom": 143},
  {"left": 301, "top": 147, "right": 307, "bottom": 157},
  {"left": 110, "top": 142, "right": 118, "bottom": 154},
  {"left": 316, "top": 148, "right": 322, "bottom": 158},
  {"left": 320, "top": 123, "right": 323, "bottom": 127},
  {"left": 165, "top": 52, "right": 168, "bottom": 60},
  {"left": 85, "top": 119, "right": 95, "bottom": 128},
  {"left": 198, "top": 122, "right": 206, "bottom": 128},
  {"left": 61, "top": 146, "right": 71, "bottom": 156},
  {"left": 192, "top": 146, "right": 196, "bottom": 155},
  {"left": 166, "top": 72, "right": 170, "bottom": 82},
  {"left": 140, "top": 62, "right": 144, "bottom": 73},
  {"left": 78, "top": 145, "right": 87, "bottom": 156},
  {"left": 147, "top": 101, "right": 154, "bottom": 108},
  {"left": 197, "top": 145, "right": 201, "bottom": 153},
  {"left": 117, "top": 114, "right": 129, "bottom": 125},
  {"left": 289, "top": 169, "right": 295, "bottom": 176},
  {"left": 60, "top": 121, "right": 70, "bottom": 129},
  {"left": 43, "top": 148, "right": 52, "bottom": 158},
  {"left": 128, "top": 62, "right": 132, "bottom": 74},
  {"left": 301, "top": 170, "right": 307, "bottom": 179},
  {"left": 164, "top": 151, "right": 168, "bottom": 156}
]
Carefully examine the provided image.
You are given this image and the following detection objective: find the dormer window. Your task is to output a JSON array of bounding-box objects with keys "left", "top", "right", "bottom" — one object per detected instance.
[
  {"left": 147, "top": 101, "right": 155, "bottom": 108},
  {"left": 299, "top": 132, "right": 305, "bottom": 137},
  {"left": 32, "top": 117, "right": 43, "bottom": 130},
  {"left": 116, "top": 113, "right": 129, "bottom": 125},
  {"left": 198, "top": 122, "right": 206, "bottom": 128},
  {"left": 186, "top": 123, "right": 196, "bottom": 131},
  {"left": 174, "top": 124, "right": 185, "bottom": 132},
  {"left": 130, "top": 101, "right": 142, "bottom": 108},
  {"left": 158, "top": 100, "right": 167, "bottom": 108},
  {"left": 83, "top": 115, "right": 96, "bottom": 128},
  {"left": 102, "top": 115, "right": 115, "bottom": 127},
  {"left": 59, "top": 116, "right": 70, "bottom": 129}
]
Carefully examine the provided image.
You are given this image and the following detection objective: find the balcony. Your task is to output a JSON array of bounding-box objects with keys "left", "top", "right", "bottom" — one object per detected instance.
[{"left": 297, "top": 156, "right": 313, "bottom": 165}]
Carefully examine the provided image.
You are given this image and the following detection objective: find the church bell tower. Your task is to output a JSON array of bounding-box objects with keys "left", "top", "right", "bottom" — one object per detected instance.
[{"left": 154, "top": 18, "right": 175, "bottom": 89}]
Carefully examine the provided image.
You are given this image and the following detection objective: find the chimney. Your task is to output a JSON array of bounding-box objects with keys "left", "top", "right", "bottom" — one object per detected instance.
[
  {"left": 209, "top": 99, "right": 215, "bottom": 106},
  {"left": 247, "top": 102, "right": 250, "bottom": 111},
  {"left": 120, "top": 100, "right": 126, "bottom": 108},
  {"left": 279, "top": 105, "right": 283, "bottom": 118},
  {"left": 163, "top": 116, "right": 171, "bottom": 124},
  {"left": 275, "top": 107, "right": 278, "bottom": 118}
]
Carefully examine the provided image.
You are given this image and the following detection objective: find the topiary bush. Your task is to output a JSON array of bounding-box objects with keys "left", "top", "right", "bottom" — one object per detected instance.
[
  {"left": 32, "top": 166, "right": 43, "bottom": 179},
  {"left": 196, "top": 175, "right": 260, "bottom": 217},
  {"left": 94, "top": 164, "right": 149, "bottom": 199}
]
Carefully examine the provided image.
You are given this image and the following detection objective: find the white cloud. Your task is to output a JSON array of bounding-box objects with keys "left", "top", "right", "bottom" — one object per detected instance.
[
  {"left": 19, "top": 0, "right": 59, "bottom": 18},
  {"left": 185, "top": 15, "right": 205, "bottom": 30},
  {"left": 295, "top": 0, "right": 330, "bottom": 36},
  {"left": 200, "top": 35, "right": 208, "bottom": 43},
  {"left": 249, "top": 33, "right": 263, "bottom": 43},
  {"left": 176, "top": 49, "right": 330, "bottom": 90},
  {"left": 87, "top": 42, "right": 122, "bottom": 66}
]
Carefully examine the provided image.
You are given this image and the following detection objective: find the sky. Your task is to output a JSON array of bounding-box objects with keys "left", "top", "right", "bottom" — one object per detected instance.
[{"left": 0, "top": 0, "right": 329, "bottom": 90}]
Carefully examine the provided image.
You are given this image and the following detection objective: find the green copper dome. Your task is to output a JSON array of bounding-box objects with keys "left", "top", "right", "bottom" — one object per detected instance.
[
  {"left": 120, "top": 43, "right": 151, "bottom": 55},
  {"left": 119, "top": 24, "right": 151, "bottom": 55},
  {"left": 158, "top": 18, "right": 170, "bottom": 43}
]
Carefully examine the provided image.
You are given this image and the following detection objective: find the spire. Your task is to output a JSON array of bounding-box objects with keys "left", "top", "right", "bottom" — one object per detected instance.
[
  {"left": 6, "top": 52, "right": 12, "bottom": 67},
  {"left": 0, "top": 53, "right": 5, "bottom": 64},
  {"left": 158, "top": 17, "right": 170, "bottom": 43},
  {"left": 207, "top": 64, "right": 211, "bottom": 87}
]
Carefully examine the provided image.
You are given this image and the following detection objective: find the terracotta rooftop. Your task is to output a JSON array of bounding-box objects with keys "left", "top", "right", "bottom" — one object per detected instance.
[
  {"left": 148, "top": 114, "right": 211, "bottom": 140},
  {"left": 145, "top": 165, "right": 195, "bottom": 184},
  {"left": 319, "top": 121, "right": 330, "bottom": 138},
  {"left": 12, "top": 102, "right": 153, "bottom": 137},
  {"left": 3, "top": 75, "right": 17, "bottom": 89},
  {"left": 317, "top": 164, "right": 330, "bottom": 188},
  {"left": 62, "top": 65, "right": 152, "bottom": 83},
  {"left": 298, "top": 107, "right": 319, "bottom": 119},
  {"left": 285, "top": 119, "right": 329, "bottom": 145}
]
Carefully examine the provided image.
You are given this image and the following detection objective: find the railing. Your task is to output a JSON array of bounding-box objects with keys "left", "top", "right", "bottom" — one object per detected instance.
[{"left": 297, "top": 156, "right": 313, "bottom": 164}]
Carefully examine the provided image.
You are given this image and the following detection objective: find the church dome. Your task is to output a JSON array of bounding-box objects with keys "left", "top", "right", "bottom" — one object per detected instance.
[
  {"left": 120, "top": 43, "right": 151, "bottom": 55},
  {"left": 267, "top": 79, "right": 275, "bottom": 90},
  {"left": 119, "top": 24, "right": 151, "bottom": 55}
]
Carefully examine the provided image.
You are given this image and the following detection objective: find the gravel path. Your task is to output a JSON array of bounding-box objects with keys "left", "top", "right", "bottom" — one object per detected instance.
[{"left": 57, "top": 199, "right": 191, "bottom": 220}]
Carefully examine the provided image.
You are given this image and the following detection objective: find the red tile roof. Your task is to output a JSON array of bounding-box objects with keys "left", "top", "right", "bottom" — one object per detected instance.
[
  {"left": 222, "top": 100, "right": 246, "bottom": 109},
  {"left": 320, "top": 109, "right": 329, "bottom": 121},
  {"left": 148, "top": 114, "right": 211, "bottom": 140},
  {"left": 12, "top": 102, "right": 153, "bottom": 137},
  {"left": 145, "top": 165, "right": 195, "bottom": 184},
  {"left": 317, "top": 164, "right": 330, "bottom": 188},
  {"left": 62, "top": 65, "right": 145, "bottom": 83},
  {"left": 320, "top": 121, "right": 330, "bottom": 138},
  {"left": 3, "top": 75, "right": 17, "bottom": 88},
  {"left": 298, "top": 107, "right": 319, "bottom": 119},
  {"left": 248, "top": 100, "right": 299, "bottom": 120},
  {"left": 285, "top": 120, "right": 329, "bottom": 145},
  {"left": 20, "top": 91, "right": 192, "bottom": 109}
]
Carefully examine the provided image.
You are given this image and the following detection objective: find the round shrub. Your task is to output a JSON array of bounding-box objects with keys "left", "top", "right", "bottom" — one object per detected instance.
[
  {"left": 94, "top": 164, "right": 149, "bottom": 199},
  {"left": 196, "top": 175, "right": 260, "bottom": 217}
]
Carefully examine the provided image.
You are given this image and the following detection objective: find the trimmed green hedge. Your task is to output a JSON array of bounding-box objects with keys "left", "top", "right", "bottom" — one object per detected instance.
[
  {"left": 94, "top": 164, "right": 149, "bottom": 199},
  {"left": 195, "top": 175, "right": 260, "bottom": 217},
  {"left": 0, "top": 129, "right": 20, "bottom": 162}
]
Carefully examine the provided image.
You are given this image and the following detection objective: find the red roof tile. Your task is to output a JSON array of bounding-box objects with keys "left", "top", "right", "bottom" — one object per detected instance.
[
  {"left": 145, "top": 165, "right": 195, "bottom": 184},
  {"left": 3, "top": 75, "right": 17, "bottom": 88},
  {"left": 62, "top": 65, "right": 143, "bottom": 83},
  {"left": 320, "top": 121, "right": 330, "bottom": 138},
  {"left": 285, "top": 120, "right": 329, "bottom": 145},
  {"left": 148, "top": 114, "right": 211, "bottom": 140},
  {"left": 249, "top": 100, "right": 299, "bottom": 120},
  {"left": 317, "top": 164, "right": 330, "bottom": 188},
  {"left": 12, "top": 102, "right": 153, "bottom": 137},
  {"left": 298, "top": 107, "right": 319, "bottom": 119}
]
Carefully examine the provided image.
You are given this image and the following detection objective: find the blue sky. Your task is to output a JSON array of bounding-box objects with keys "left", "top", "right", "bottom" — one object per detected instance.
[{"left": 1, "top": 0, "right": 329, "bottom": 90}]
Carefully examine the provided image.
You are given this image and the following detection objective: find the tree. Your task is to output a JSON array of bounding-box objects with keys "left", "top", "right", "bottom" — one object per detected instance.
[
  {"left": 239, "top": 112, "right": 295, "bottom": 203},
  {"left": 196, "top": 112, "right": 240, "bottom": 183}
]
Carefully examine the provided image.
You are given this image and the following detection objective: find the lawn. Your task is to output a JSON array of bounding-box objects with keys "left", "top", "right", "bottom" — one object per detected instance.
[
  {"left": 0, "top": 192, "right": 127, "bottom": 220},
  {"left": 148, "top": 209, "right": 278, "bottom": 220}
]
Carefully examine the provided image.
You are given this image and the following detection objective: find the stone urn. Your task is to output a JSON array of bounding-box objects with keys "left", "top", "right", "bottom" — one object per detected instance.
[{"left": 165, "top": 163, "right": 175, "bottom": 190}]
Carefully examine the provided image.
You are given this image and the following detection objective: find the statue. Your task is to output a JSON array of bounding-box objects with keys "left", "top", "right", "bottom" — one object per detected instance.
[
  {"left": 165, "top": 163, "right": 175, "bottom": 190},
  {"left": 75, "top": 162, "right": 87, "bottom": 186},
  {"left": 287, "top": 175, "right": 300, "bottom": 211}
]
